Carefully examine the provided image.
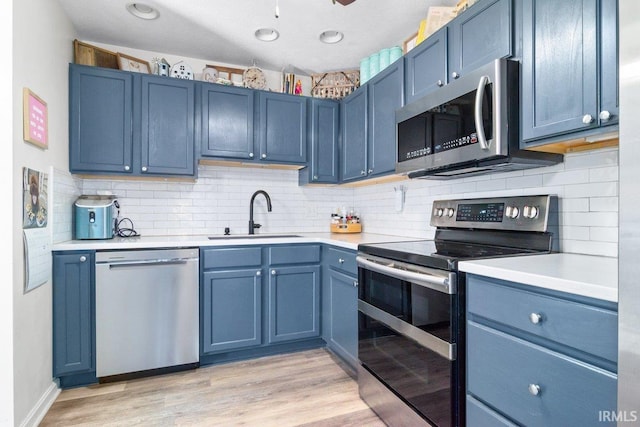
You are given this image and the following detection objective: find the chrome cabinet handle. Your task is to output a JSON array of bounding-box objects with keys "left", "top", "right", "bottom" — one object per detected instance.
[
  {"left": 528, "top": 384, "right": 541, "bottom": 396},
  {"left": 124, "top": 165, "right": 130, "bottom": 171},
  {"left": 79, "top": 256, "right": 87, "bottom": 262},
  {"left": 474, "top": 75, "right": 490, "bottom": 150},
  {"left": 338, "top": 258, "right": 345, "bottom": 264},
  {"left": 313, "top": 175, "right": 318, "bottom": 180},
  {"left": 353, "top": 280, "right": 358, "bottom": 287},
  {"left": 141, "top": 166, "right": 148, "bottom": 172},
  {"left": 452, "top": 72, "right": 460, "bottom": 79},
  {"left": 437, "top": 79, "right": 444, "bottom": 87},
  {"left": 360, "top": 170, "right": 366, "bottom": 176},
  {"left": 582, "top": 114, "right": 594, "bottom": 124},
  {"left": 529, "top": 312, "right": 543, "bottom": 324},
  {"left": 261, "top": 154, "right": 267, "bottom": 159},
  {"left": 599, "top": 110, "right": 612, "bottom": 122},
  {"left": 249, "top": 152, "right": 254, "bottom": 158},
  {"left": 256, "top": 270, "right": 261, "bottom": 276},
  {"left": 368, "top": 169, "right": 373, "bottom": 174},
  {"left": 271, "top": 269, "right": 276, "bottom": 275}
]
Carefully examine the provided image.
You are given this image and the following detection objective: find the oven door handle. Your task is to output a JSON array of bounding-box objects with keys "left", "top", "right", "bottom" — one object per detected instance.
[
  {"left": 359, "top": 300, "right": 456, "bottom": 361},
  {"left": 356, "top": 256, "right": 455, "bottom": 294}
]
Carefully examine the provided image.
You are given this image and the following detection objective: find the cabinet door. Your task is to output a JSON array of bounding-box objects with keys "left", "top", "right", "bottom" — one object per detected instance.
[
  {"left": 140, "top": 76, "right": 196, "bottom": 176},
  {"left": 340, "top": 89, "right": 368, "bottom": 182},
  {"left": 268, "top": 265, "right": 320, "bottom": 343},
  {"left": 201, "top": 269, "right": 262, "bottom": 354},
  {"left": 201, "top": 84, "right": 255, "bottom": 159},
  {"left": 448, "top": 0, "right": 513, "bottom": 79},
  {"left": 521, "top": 0, "right": 598, "bottom": 141},
  {"left": 328, "top": 269, "right": 358, "bottom": 369},
  {"left": 405, "top": 26, "right": 448, "bottom": 104},
  {"left": 53, "top": 251, "right": 94, "bottom": 377},
  {"left": 69, "top": 65, "right": 133, "bottom": 174},
  {"left": 307, "top": 99, "right": 339, "bottom": 184},
  {"left": 367, "top": 60, "right": 404, "bottom": 178},
  {"left": 258, "top": 92, "right": 307, "bottom": 163},
  {"left": 599, "top": 0, "right": 618, "bottom": 127}
]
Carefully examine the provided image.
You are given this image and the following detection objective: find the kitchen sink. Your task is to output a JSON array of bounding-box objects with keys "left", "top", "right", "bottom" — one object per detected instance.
[{"left": 208, "top": 234, "right": 301, "bottom": 240}]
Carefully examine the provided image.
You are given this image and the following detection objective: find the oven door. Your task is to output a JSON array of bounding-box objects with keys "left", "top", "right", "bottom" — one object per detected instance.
[{"left": 356, "top": 254, "right": 461, "bottom": 427}]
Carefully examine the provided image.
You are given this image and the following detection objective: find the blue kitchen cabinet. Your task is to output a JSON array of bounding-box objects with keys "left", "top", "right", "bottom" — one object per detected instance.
[
  {"left": 466, "top": 274, "right": 618, "bottom": 426},
  {"left": 521, "top": 0, "right": 618, "bottom": 145},
  {"left": 404, "top": 0, "right": 512, "bottom": 104},
  {"left": 257, "top": 92, "right": 307, "bottom": 164},
  {"left": 340, "top": 88, "right": 368, "bottom": 182},
  {"left": 299, "top": 98, "right": 340, "bottom": 184},
  {"left": 201, "top": 269, "right": 263, "bottom": 353},
  {"left": 69, "top": 64, "right": 196, "bottom": 177},
  {"left": 200, "top": 83, "right": 255, "bottom": 159},
  {"left": 69, "top": 64, "right": 133, "bottom": 174},
  {"left": 52, "top": 251, "right": 96, "bottom": 386},
  {"left": 321, "top": 246, "right": 358, "bottom": 371}
]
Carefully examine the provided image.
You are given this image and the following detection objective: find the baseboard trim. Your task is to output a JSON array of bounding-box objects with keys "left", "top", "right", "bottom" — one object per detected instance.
[{"left": 19, "top": 380, "right": 60, "bottom": 427}]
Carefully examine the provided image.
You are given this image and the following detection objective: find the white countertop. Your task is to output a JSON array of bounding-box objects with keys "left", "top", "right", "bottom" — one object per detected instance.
[
  {"left": 459, "top": 253, "right": 618, "bottom": 303},
  {"left": 51, "top": 232, "right": 413, "bottom": 252}
]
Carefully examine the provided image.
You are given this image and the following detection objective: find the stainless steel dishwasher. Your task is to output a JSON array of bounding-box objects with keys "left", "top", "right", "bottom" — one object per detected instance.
[{"left": 95, "top": 248, "right": 199, "bottom": 378}]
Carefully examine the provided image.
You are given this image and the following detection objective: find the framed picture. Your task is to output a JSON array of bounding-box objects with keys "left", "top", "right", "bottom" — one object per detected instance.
[
  {"left": 23, "top": 88, "right": 48, "bottom": 149},
  {"left": 403, "top": 32, "right": 419, "bottom": 54},
  {"left": 117, "top": 53, "right": 151, "bottom": 74}
]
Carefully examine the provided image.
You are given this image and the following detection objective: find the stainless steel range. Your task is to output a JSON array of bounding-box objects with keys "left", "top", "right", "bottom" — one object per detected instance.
[{"left": 356, "top": 195, "right": 557, "bottom": 427}]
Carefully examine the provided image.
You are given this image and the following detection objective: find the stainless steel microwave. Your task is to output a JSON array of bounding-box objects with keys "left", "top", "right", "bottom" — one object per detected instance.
[{"left": 395, "top": 58, "right": 562, "bottom": 179}]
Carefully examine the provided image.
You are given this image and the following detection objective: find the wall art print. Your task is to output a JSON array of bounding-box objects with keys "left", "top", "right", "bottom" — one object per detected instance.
[{"left": 23, "top": 167, "right": 48, "bottom": 229}]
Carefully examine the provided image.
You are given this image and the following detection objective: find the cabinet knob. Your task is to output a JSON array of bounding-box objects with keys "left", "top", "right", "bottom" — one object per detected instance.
[
  {"left": 338, "top": 258, "right": 345, "bottom": 264},
  {"left": 313, "top": 175, "right": 318, "bottom": 180},
  {"left": 437, "top": 79, "right": 444, "bottom": 87},
  {"left": 261, "top": 154, "right": 267, "bottom": 159},
  {"left": 368, "top": 169, "right": 373, "bottom": 174},
  {"left": 79, "top": 256, "right": 87, "bottom": 262},
  {"left": 124, "top": 165, "right": 130, "bottom": 171},
  {"left": 249, "top": 152, "right": 254, "bottom": 158},
  {"left": 529, "top": 312, "right": 543, "bottom": 324},
  {"left": 528, "top": 384, "right": 541, "bottom": 396},
  {"left": 360, "top": 170, "right": 366, "bottom": 176},
  {"left": 353, "top": 280, "right": 358, "bottom": 287},
  {"left": 582, "top": 114, "right": 594, "bottom": 124},
  {"left": 599, "top": 110, "right": 612, "bottom": 122},
  {"left": 452, "top": 72, "right": 460, "bottom": 79},
  {"left": 256, "top": 270, "right": 261, "bottom": 276},
  {"left": 141, "top": 166, "right": 148, "bottom": 172},
  {"left": 271, "top": 269, "right": 276, "bottom": 275}
]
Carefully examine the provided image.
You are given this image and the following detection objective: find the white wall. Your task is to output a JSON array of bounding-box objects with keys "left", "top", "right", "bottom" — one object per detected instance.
[{"left": 12, "top": 0, "right": 76, "bottom": 425}]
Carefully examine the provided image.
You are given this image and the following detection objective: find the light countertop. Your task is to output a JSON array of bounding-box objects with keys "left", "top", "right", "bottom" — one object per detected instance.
[
  {"left": 459, "top": 253, "right": 618, "bottom": 303},
  {"left": 51, "top": 232, "right": 414, "bottom": 252}
]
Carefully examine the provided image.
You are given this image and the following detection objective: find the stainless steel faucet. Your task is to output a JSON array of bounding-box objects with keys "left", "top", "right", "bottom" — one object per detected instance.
[{"left": 249, "top": 190, "right": 272, "bottom": 234}]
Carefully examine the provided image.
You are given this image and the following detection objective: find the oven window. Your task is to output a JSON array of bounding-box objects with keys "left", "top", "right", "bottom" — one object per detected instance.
[
  {"left": 359, "top": 311, "right": 453, "bottom": 427},
  {"left": 358, "top": 269, "right": 453, "bottom": 342}
]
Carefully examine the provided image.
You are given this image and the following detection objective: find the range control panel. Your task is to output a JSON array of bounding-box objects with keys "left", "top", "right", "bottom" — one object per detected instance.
[{"left": 430, "top": 195, "right": 555, "bottom": 232}]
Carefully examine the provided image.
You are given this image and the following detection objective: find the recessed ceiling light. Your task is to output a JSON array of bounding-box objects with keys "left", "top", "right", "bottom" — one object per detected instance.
[
  {"left": 255, "top": 28, "right": 280, "bottom": 42},
  {"left": 319, "top": 30, "right": 344, "bottom": 44},
  {"left": 126, "top": 3, "right": 159, "bottom": 20}
]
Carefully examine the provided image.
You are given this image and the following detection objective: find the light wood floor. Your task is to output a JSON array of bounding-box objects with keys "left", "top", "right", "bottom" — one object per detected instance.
[{"left": 40, "top": 348, "right": 386, "bottom": 427}]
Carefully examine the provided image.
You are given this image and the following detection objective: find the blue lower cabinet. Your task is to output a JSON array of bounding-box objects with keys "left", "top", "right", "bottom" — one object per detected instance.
[
  {"left": 52, "top": 251, "right": 97, "bottom": 386},
  {"left": 268, "top": 265, "right": 321, "bottom": 343},
  {"left": 327, "top": 269, "right": 358, "bottom": 367},
  {"left": 466, "top": 395, "right": 517, "bottom": 427},
  {"left": 201, "top": 269, "right": 262, "bottom": 353}
]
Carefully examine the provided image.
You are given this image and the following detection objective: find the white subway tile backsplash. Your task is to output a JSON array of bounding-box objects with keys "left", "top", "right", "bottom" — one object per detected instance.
[{"left": 52, "top": 147, "right": 620, "bottom": 257}]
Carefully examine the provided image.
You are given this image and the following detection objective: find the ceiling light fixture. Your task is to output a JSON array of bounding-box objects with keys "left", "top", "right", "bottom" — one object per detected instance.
[
  {"left": 319, "top": 30, "right": 344, "bottom": 44},
  {"left": 255, "top": 28, "right": 280, "bottom": 42},
  {"left": 126, "top": 3, "right": 159, "bottom": 20}
]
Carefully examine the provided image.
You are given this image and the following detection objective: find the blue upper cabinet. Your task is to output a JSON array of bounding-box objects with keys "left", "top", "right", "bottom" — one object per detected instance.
[
  {"left": 521, "top": 0, "right": 617, "bottom": 145},
  {"left": 257, "top": 92, "right": 307, "bottom": 164},
  {"left": 200, "top": 83, "right": 255, "bottom": 160},
  {"left": 299, "top": 98, "right": 340, "bottom": 184},
  {"left": 340, "top": 88, "right": 368, "bottom": 182},
  {"left": 447, "top": 0, "right": 512, "bottom": 80},
  {"left": 404, "top": 26, "right": 448, "bottom": 105},
  {"left": 69, "top": 65, "right": 133, "bottom": 174},
  {"left": 69, "top": 64, "right": 196, "bottom": 177},
  {"left": 140, "top": 75, "right": 196, "bottom": 176}
]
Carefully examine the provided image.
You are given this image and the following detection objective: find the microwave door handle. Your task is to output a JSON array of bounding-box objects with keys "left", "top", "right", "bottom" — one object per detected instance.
[{"left": 474, "top": 75, "right": 490, "bottom": 150}]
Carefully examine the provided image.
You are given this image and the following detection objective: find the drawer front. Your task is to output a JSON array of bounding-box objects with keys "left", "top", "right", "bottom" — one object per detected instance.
[
  {"left": 326, "top": 247, "right": 357, "bottom": 275},
  {"left": 467, "top": 322, "right": 617, "bottom": 427},
  {"left": 467, "top": 395, "right": 517, "bottom": 427},
  {"left": 268, "top": 245, "right": 320, "bottom": 265},
  {"left": 467, "top": 275, "right": 617, "bottom": 363},
  {"left": 202, "top": 247, "right": 262, "bottom": 269}
]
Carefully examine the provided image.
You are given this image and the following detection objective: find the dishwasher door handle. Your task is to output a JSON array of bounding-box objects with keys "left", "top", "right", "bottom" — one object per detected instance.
[{"left": 105, "top": 258, "right": 195, "bottom": 269}]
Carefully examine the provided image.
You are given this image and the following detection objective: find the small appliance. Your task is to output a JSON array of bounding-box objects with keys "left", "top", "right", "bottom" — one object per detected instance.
[{"left": 74, "top": 195, "right": 116, "bottom": 240}]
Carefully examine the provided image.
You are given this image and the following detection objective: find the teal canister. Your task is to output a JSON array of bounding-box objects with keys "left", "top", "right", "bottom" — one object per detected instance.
[
  {"left": 389, "top": 46, "right": 403, "bottom": 64},
  {"left": 369, "top": 52, "right": 380, "bottom": 78},
  {"left": 379, "top": 48, "right": 390, "bottom": 71},
  {"left": 360, "top": 57, "right": 370, "bottom": 84}
]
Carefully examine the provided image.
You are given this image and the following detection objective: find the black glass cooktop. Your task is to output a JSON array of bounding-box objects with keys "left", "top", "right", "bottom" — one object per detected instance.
[{"left": 358, "top": 239, "right": 546, "bottom": 271}]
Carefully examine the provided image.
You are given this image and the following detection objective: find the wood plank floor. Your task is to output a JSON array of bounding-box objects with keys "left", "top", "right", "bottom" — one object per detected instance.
[{"left": 40, "top": 348, "right": 386, "bottom": 427}]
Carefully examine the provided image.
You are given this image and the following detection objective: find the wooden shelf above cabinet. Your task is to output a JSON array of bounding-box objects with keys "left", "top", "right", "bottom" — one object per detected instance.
[{"left": 527, "top": 131, "right": 619, "bottom": 154}]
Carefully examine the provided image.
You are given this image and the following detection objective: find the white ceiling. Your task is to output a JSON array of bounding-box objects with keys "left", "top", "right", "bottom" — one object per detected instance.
[{"left": 57, "top": 0, "right": 458, "bottom": 74}]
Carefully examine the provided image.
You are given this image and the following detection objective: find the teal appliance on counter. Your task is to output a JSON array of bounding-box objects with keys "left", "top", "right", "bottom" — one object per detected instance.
[{"left": 74, "top": 195, "right": 116, "bottom": 240}]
